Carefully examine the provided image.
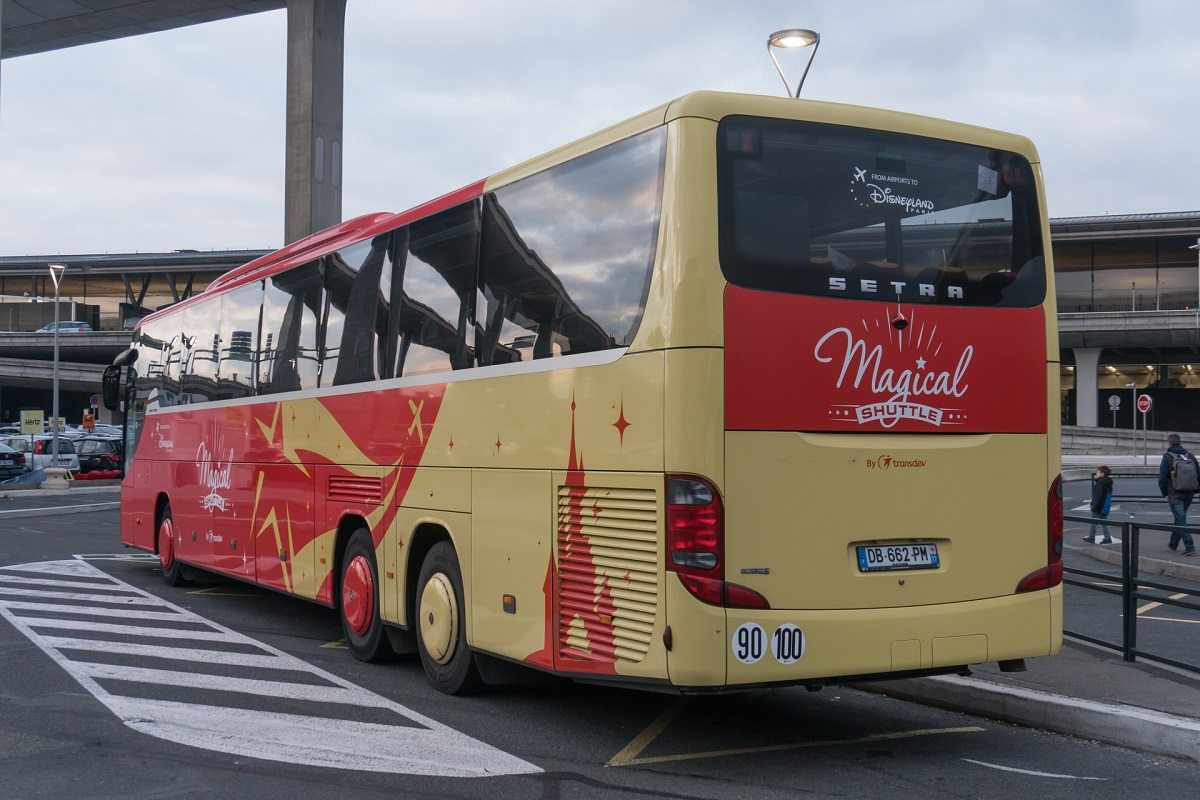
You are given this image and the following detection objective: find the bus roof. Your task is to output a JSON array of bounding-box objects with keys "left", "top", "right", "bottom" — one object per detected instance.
[{"left": 136, "top": 90, "right": 1038, "bottom": 331}]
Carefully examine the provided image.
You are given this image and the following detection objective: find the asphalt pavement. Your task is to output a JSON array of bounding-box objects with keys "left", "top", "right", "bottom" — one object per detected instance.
[{"left": 3, "top": 470, "right": 1199, "bottom": 768}]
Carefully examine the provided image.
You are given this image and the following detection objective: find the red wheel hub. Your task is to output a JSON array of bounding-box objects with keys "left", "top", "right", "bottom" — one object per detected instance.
[
  {"left": 158, "top": 517, "right": 174, "bottom": 570},
  {"left": 342, "top": 554, "right": 375, "bottom": 636}
]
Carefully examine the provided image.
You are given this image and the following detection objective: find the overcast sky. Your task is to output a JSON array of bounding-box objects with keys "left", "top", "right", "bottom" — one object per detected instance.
[{"left": 0, "top": 0, "right": 1196, "bottom": 256}]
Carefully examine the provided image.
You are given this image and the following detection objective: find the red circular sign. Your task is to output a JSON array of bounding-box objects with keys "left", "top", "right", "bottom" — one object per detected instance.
[{"left": 1137, "top": 394, "right": 1153, "bottom": 413}]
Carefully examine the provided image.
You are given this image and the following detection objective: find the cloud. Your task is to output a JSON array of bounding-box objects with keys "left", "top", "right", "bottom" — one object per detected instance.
[{"left": 1, "top": 0, "right": 1197, "bottom": 255}]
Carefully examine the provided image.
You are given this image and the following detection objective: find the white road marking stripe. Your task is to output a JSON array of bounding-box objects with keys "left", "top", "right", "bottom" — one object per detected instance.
[
  {"left": 20, "top": 618, "right": 235, "bottom": 642},
  {"left": 961, "top": 758, "right": 1107, "bottom": 780},
  {"left": 0, "top": 574, "right": 138, "bottom": 592},
  {"left": 0, "top": 586, "right": 159, "bottom": 605},
  {"left": 0, "top": 600, "right": 194, "bottom": 621},
  {"left": 1, "top": 560, "right": 118, "bottom": 577},
  {"left": 0, "top": 558, "right": 540, "bottom": 777},
  {"left": 107, "top": 696, "right": 530, "bottom": 777},
  {"left": 79, "top": 662, "right": 378, "bottom": 707},
  {"left": 39, "top": 636, "right": 306, "bottom": 670}
]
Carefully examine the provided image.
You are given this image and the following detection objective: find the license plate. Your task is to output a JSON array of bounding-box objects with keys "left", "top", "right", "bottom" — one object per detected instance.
[{"left": 857, "top": 543, "right": 940, "bottom": 572}]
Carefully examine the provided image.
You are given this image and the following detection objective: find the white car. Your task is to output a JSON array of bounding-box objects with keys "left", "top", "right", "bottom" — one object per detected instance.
[
  {"left": 35, "top": 321, "right": 94, "bottom": 333},
  {"left": 0, "top": 435, "right": 80, "bottom": 472}
]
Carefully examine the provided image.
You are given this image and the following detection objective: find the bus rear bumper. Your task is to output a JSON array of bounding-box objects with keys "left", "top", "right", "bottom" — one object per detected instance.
[{"left": 668, "top": 582, "right": 1063, "bottom": 690}]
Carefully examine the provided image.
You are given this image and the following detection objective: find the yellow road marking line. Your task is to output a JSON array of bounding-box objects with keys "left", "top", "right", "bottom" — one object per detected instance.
[
  {"left": 606, "top": 698, "right": 982, "bottom": 768},
  {"left": 605, "top": 698, "right": 689, "bottom": 767},
  {"left": 1137, "top": 592, "right": 1188, "bottom": 615},
  {"left": 320, "top": 638, "right": 349, "bottom": 649},
  {"left": 1137, "top": 615, "right": 1200, "bottom": 625}
]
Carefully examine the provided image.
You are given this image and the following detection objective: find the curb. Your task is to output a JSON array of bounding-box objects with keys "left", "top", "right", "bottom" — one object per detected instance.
[
  {"left": 1066, "top": 542, "right": 1200, "bottom": 582},
  {"left": 864, "top": 674, "right": 1200, "bottom": 764},
  {"left": 0, "top": 485, "right": 120, "bottom": 500},
  {"left": 0, "top": 501, "right": 120, "bottom": 519}
]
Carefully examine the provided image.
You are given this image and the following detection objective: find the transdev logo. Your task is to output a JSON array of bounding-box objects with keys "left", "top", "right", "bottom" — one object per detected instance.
[{"left": 812, "top": 305, "right": 972, "bottom": 429}]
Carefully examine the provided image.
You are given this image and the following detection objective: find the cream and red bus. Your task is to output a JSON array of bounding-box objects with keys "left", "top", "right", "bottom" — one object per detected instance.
[{"left": 105, "top": 90, "right": 1062, "bottom": 694}]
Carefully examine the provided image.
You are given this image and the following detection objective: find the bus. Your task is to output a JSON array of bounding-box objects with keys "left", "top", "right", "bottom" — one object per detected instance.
[{"left": 104, "top": 90, "right": 1062, "bottom": 695}]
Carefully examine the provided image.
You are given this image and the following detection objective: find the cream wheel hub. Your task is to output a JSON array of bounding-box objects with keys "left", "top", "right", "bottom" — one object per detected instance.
[{"left": 419, "top": 573, "right": 458, "bottom": 664}]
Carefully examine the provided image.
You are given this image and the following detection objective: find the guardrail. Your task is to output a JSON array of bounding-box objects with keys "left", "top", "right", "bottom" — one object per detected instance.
[{"left": 1062, "top": 512, "right": 1200, "bottom": 675}]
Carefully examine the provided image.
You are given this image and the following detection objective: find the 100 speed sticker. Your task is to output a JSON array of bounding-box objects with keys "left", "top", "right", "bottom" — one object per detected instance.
[{"left": 732, "top": 622, "right": 806, "bottom": 665}]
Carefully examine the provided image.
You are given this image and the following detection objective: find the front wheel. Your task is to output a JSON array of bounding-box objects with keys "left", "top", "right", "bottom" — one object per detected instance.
[
  {"left": 340, "top": 529, "right": 394, "bottom": 662},
  {"left": 157, "top": 503, "right": 189, "bottom": 587},
  {"left": 415, "top": 542, "right": 481, "bottom": 694}
]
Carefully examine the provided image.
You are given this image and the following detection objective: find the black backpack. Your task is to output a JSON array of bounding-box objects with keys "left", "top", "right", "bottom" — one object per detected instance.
[{"left": 1169, "top": 451, "right": 1200, "bottom": 492}]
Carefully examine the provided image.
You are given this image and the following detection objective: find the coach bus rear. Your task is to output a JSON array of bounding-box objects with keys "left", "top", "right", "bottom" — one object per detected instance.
[{"left": 658, "top": 93, "right": 1061, "bottom": 688}]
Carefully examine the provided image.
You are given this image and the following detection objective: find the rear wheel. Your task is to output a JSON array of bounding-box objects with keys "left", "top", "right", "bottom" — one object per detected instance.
[
  {"left": 340, "top": 529, "right": 394, "bottom": 662},
  {"left": 415, "top": 542, "right": 481, "bottom": 694},
  {"left": 157, "top": 503, "right": 189, "bottom": 587}
]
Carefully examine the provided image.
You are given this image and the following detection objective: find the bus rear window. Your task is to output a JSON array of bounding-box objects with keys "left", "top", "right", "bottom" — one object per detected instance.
[{"left": 716, "top": 116, "right": 1045, "bottom": 307}]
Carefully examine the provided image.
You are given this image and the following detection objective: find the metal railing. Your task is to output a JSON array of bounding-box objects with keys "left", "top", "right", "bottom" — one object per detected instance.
[{"left": 1063, "top": 512, "right": 1200, "bottom": 674}]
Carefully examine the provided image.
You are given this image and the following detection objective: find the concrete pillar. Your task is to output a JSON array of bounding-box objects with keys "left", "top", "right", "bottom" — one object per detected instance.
[
  {"left": 1074, "top": 347, "right": 1102, "bottom": 427},
  {"left": 284, "top": 0, "right": 346, "bottom": 246}
]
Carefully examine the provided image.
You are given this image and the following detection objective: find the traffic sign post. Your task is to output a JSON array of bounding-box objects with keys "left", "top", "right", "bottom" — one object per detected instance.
[
  {"left": 1108, "top": 394, "right": 1120, "bottom": 428},
  {"left": 1137, "top": 394, "right": 1153, "bottom": 464}
]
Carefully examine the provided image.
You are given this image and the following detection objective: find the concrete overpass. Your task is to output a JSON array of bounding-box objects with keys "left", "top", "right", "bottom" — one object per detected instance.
[
  {"left": 1, "top": 0, "right": 346, "bottom": 244},
  {"left": 0, "top": 357, "right": 107, "bottom": 393},
  {"left": 0, "top": 331, "right": 130, "bottom": 365}
]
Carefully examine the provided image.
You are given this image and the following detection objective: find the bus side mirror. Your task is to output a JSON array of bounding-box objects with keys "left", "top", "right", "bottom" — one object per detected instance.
[{"left": 102, "top": 365, "right": 122, "bottom": 411}]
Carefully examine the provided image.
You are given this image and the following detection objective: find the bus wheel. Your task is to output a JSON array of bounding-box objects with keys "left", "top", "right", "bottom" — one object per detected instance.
[
  {"left": 416, "top": 542, "right": 481, "bottom": 694},
  {"left": 340, "top": 529, "right": 394, "bottom": 662},
  {"left": 157, "top": 503, "right": 189, "bottom": 587}
]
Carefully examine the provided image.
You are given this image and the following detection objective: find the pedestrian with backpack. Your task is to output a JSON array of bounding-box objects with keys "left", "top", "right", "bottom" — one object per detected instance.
[
  {"left": 1157, "top": 433, "right": 1198, "bottom": 556},
  {"left": 1084, "top": 465, "right": 1114, "bottom": 544}
]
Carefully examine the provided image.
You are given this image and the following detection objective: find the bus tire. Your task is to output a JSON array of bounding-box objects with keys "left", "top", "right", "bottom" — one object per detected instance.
[
  {"left": 157, "top": 503, "right": 189, "bottom": 587},
  {"left": 340, "top": 529, "right": 394, "bottom": 662},
  {"left": 415, "top": 542, "right": 481, "bottom": 695}
]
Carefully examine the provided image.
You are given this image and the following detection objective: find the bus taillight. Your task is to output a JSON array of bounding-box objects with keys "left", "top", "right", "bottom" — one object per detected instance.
[
  {"left": 1017, "top": 474, "right": 1064, "bottom": 593},
  {"left": 666, "top": 475, "right": 769, "bottom": 609}
]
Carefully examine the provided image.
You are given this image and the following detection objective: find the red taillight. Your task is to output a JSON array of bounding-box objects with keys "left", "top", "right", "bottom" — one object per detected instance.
[
  {"left": 667, "top": 475, "right": 723, "bottom": 576},
  {"left": 666, "top": 475, "right": 769, "bottom": 609},
  {"left": 1017, "top": 474, "right": 1064, "bottom": 593}
]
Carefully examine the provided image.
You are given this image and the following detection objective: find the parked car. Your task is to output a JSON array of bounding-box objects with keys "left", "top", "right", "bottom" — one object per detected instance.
[
  {"left": 0, "top": 435, "right": 79, "bottom": 472},
  {"left": 0, "top": 442, "right": 26, "bottom": 479},
  {"left": 34, "top": 321, "right": 93, "bottom": 333},
  {"left": 76, "top": 437, "right": 123, "bottom": 473}
]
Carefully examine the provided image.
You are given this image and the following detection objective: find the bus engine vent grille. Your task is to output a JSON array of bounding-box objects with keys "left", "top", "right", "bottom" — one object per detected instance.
[
  {"left": 327, "top": 475, "right": 384, "bottom": 505},
  {"left": 556, "top": 485, "right": 659, "bottom": 665}
]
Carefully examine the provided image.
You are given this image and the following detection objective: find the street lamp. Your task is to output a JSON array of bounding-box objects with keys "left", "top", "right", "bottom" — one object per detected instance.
[
  {"left": 767, "top": 28, "right": 821, "bottom": 98},
  {"left": 1189, "top": 238, "right": 1199, "bottom": 310},
  {"left": 48, "top": 263, "right": 66, "bottom": 472}
]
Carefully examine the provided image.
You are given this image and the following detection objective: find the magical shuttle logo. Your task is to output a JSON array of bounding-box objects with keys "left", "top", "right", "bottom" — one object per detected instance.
[{"left": 813, "top": 305, "right": 972, "bottom": 428}]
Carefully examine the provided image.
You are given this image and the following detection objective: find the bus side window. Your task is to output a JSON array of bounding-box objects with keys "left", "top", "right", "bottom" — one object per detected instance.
[
  {"left": 397, "top": 202, "right": 478, "bottom": 377},
  {"left": 260, "top": 262, "right": 322, "bottom": 395},
  {"left": 215, "top": 282, "right": 262, "bottom": 400},
  {"left": 327, "top": 234, "right": 392, "bottom": 387},
  {"left": 478, "top": 127, "right": 665, "bottom": 366}
]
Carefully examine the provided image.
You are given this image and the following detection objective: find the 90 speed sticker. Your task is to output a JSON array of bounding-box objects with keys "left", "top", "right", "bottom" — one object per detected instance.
[{"left": 732, "top": 622, "right": 805, "bottom": 665}]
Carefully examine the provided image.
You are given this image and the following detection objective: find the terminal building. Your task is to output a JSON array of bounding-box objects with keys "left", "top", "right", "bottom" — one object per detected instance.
[{"left": 1, "top": 209, "right": 1198, "bottom": 430}]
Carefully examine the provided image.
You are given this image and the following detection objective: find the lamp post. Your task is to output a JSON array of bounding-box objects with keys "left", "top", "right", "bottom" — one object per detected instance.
[
  {"left": 48, "top": 264, "right": 66, "bottom": 471},
  {"left": 767, "top": 28, "right": 821, "bottom": 98},
  {"left": 1189, "top": 238, "right": 1199, "bottom": 310},
  {"left": 1125, "top": 381, "right": 1137, "bottom": 460}
]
